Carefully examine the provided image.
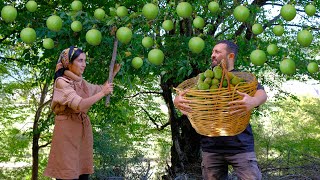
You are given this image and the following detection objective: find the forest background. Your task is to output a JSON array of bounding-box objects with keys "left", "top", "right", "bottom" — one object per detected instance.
[{"left": 0, "top": 0, "right": 319, "bottom": 179}]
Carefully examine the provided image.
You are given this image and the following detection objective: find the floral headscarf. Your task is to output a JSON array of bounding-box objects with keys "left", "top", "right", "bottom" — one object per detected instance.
[{"left": 55, "top": 46, "right": 79, "bottom": 72}]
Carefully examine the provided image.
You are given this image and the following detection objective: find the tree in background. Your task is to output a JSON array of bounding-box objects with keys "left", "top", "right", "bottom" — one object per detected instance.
[{"left": 0, "top": 0, "right": 319, "bottom": 179}]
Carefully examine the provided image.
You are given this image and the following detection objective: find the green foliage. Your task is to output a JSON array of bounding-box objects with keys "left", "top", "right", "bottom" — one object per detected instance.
[
  {"left": 0, "top": 74, "right": 34, "bottom": 163},
  {"left": 87, "top": 75, "right": 171, "bottom": 178},
  {"left": 0, "top": 166, "right": 31, "bottom": 180},
  {"left": 252, "top": 96, "right": 320, "bottom": 178},
  {"left": 1, "top": 0, "right": 319, "bottom": 178}
]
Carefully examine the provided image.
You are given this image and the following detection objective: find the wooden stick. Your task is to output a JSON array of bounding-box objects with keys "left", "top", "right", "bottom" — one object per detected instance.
[{"left": 105, "top": 38, "right": 118, "bottom": 107}]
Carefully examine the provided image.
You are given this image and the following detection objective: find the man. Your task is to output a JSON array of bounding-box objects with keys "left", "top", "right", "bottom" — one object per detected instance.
[{"left": 174, "top": 40, "right": 267, "bottom": 180}]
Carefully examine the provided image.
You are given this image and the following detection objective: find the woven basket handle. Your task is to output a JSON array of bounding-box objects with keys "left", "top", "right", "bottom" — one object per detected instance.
[{"left": 218, "top": 59, "right": 231, "bottom": 91}]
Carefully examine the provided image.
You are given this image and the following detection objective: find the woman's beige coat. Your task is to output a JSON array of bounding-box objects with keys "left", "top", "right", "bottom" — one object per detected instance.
[{"left": 44, "top": 72, "right": 102, "bottom": 179}]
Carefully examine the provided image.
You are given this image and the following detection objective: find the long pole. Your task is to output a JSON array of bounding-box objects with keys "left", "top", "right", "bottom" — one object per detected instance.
[{"left": 105, "top": 38, "right": 118, "bottom": 107}]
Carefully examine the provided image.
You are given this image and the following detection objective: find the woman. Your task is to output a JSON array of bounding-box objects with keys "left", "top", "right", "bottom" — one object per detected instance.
[{"left": 44, "top": 46, "right": 120, "bottom": 180}]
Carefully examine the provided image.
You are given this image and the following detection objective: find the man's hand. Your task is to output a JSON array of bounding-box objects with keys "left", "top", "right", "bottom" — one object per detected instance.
[
  {"left": 228, "top": 90, "right": 267, "bottom": 116},
  {"left": 173, "top": 90, "right": 192, "bottom": 115}
]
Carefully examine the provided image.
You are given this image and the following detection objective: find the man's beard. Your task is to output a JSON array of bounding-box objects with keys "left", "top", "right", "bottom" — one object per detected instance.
[
  {"left": 211, "top": 59, "right": 219, "bottom": 67},
  {"left": 211, "top": 58, "right": 230, "bottom": 68}
]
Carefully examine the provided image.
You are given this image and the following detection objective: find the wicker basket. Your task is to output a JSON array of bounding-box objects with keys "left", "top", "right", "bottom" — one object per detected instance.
[{"left": 175, "top": 71, "right": 258, "bottom": 137}]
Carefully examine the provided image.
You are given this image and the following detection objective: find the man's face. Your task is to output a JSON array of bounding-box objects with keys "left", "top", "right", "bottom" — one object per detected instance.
[{"left": 211, "top": 43, "right": 229, "bottom": 67}]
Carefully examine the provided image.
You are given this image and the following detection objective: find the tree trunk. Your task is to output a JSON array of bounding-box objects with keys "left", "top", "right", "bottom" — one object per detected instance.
[
  {"left": 32, "top": 133, "right": 40, "bottom": 180},
  {"left": 160, "top": 80, "right": 202, "bottom": 178},
  {"left": 32, "top": 83, "right": 49, "bottom": 180}
]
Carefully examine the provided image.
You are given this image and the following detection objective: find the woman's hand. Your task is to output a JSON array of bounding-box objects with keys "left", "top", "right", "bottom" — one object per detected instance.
[
  {"left": 101, "top": 82, "right": 114, "bottom": 95},
  {"left": 113, "top": 64, "right": 121, "bottom": 77}
]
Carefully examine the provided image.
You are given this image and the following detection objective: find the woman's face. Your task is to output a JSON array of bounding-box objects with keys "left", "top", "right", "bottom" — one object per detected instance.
[{"left": 68, "top": 53, "right": 86, "bottom": 76}]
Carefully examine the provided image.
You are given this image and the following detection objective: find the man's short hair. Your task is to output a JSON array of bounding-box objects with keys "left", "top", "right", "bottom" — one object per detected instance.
[{"left": 216, "top": 40, "right": 238, "bottom": 60}]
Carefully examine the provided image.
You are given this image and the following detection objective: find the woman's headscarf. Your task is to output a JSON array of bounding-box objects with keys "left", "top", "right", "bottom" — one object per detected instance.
[{"left": 55, "top": 46, "right": 79, "bottom": 72}]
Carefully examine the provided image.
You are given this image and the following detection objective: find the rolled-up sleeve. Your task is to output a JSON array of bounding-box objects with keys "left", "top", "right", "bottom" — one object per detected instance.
[
  {"left": 83, "top": 80, "right": 103, "bottom": 96},
  {"left": 51, "top": 85, "right": 82, "bottom": 111}
]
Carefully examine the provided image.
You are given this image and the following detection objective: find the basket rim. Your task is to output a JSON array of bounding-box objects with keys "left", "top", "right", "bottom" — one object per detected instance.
[{"left": 174, "top": 71, "right": 257, "bottom": 93}]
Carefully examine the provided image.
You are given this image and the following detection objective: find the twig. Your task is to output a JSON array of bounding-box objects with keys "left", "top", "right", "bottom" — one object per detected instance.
[
  {"left": 39, "top": 141, "right": 52, "bottom": 149},
  {"left": 125, "top": 91, "right": 163, "bottom": 98},
  {"left": 140, "top": 106, "right": 170, "bottom": 130}
]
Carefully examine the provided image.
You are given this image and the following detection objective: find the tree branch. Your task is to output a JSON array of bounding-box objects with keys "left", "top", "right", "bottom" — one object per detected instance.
[
  {"left": 214, "top": 22, "right": 238, "bottom": 39},
  {"left": 263, "top": 14, "right": 281, "bottom": 29},
  {"left": 38, "top": 99, "right": 52, "bottom": 110},
  {"left": 279, "top": 23, "right": 320, "bottom": 30},
  {"left": 264, "top": 2, "right": 320, "bottom": 18},
  {"left": 34, "top": 83, "right": 49, "bottom": 124},
  {"left": 234, "top": 23, "right": 247, "bottom": 37},
  {"left": 251, "top": 0, "right": 268, "bottom": 6},
  {"left": 140, "top": 106, "right": 170, "bottom": 130},
  {"left": 244, "top": 0, "right": 269, "bottom": 39},
  {"left": 210, "top": 1, "right": 233, "bottom": 36},
  {"left": 38, "top": 111, "right": 54, "bottom": 149},
  {"left": 39, "top": 140, "right": 52, "bottom": 149},
  {"left": 125, "top": 91, "right": 163, "bottom": 98},
  {"left": 187, "top": 18, "right": 192, "bottom": 36}
]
